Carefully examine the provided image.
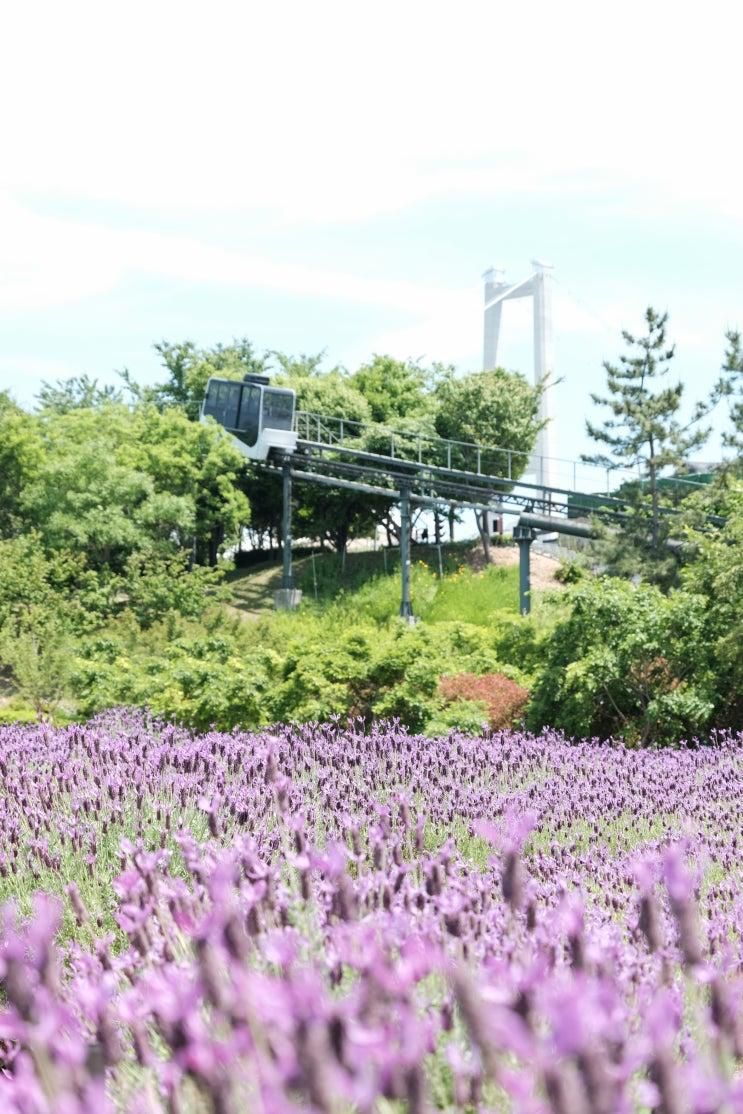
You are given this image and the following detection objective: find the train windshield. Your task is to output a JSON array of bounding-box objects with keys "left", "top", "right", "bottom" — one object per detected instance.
[
  {"left": 203, "top": 380, "right": 241, "bottom": 430},
  {"left": 261, "top": 389, "right": 294, "bottom": 431}
]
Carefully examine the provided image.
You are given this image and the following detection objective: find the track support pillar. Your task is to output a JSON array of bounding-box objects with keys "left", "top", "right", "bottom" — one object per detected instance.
[
  {"left": 274, "top": 457, "right": 302, "bottom": 611},
  {"left": 399, "top": 484, "right": 414, "bottom": 621},
  {"left": 514, "top": 524, "right": 535, "bottom": 616}
]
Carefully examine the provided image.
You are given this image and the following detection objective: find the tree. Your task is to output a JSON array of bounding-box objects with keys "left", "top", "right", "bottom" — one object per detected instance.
[
  {"left": 584, "top": 308, "right": 715, "bottom": 585},
  {"left": 0, "top": 607, "right": 72, "bottom": 721},
  {"left": 681, "top": 483, "right": 743, "bottom": 728},
  {"left": 22, "top": 407, "right": 169, "bottom": 569},
  {"left": 434, "top": 367, "right": 543, "bottom": 472},
  {"left": 125, "top": 404, "right": 251, "bottom": 566},
  {"left": 351, "top": 355, "right": 431, "bottom": 425},
  {"left": 0, "top": 534, "right": 94, "bottom": 634},
  {"left": 352, "top": 356, "right": 440, "bottom": 542},
  {"left": 21, "top": 404, "right": 249, "bottom": 569},
  {"left": 286, "top": 372, "right": 381, "bottom": 552},
  {"left": 0, "top": 393, "right": 43, "bottom": 538},
  {"left": 270, "top": 350, "right": 331, "bottom": 381},
  {"left": 434, "top": 368, "right": 544, "bottom": 559},
  {"left": 152, "top": 338, "right": 271, "bottom": 420},
  {"left": 220, "top": 362, "right": 383, "bottom": 554},
  {"left": 717, "top": 329, "right": 743, "bottom": 463},
  {"left": 36, "top": 374, "right": 124, "bottom": 413},
  {"left": 527, "top": 577, "right": 716, "bottom": 745},
  {"left": 0, "top": 536, "right": 85, "bottom": 719}
]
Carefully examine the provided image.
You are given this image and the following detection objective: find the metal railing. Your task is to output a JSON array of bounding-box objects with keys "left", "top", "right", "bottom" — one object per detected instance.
[{"left": 294, "top": 410, "right": 674, "bottom": 497}]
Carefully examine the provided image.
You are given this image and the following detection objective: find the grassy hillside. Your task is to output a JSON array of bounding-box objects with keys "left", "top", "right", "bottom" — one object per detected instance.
[
  {"left": 228, "top": 540, "right": 557, "bottom": 623},
  {"left": 1, "top": 542, "right": 563, "bottom": 734}
]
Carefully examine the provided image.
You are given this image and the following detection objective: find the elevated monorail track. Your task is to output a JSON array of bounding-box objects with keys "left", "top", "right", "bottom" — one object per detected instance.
[
  {"left": 258, "top": 436, "right": 723, "bottom": 617},
  {"left": 200, "top": 380, "right": 724, "bottom": 617},
  {"left": 266, "top": 436, "right": 715, "bottom": 527}
]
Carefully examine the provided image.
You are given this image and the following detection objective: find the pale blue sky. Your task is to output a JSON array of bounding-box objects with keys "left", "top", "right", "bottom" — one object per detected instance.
[{"left": 2, "top": 0, "right": 741, "bottom": 465}]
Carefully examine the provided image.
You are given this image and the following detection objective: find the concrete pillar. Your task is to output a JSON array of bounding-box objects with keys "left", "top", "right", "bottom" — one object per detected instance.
[
  {"left": 399, "top": 485, "right": 413, "bottom": 620},
  {"left": 513, "top": 524, "right": 535, "bottom": 615},
  {"left": 274, "top": 457, "right": 302, "bottom": 610}
]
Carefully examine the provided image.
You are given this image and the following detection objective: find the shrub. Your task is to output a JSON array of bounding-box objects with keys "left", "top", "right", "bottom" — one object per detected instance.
[
  {"left": 526, "top": 577, "right": 716, "bottom": 745},
  {"left": 439, "top": 672, "right": 529, "bottom": 729},
  {"left": 554, "top": 559, "right": 585, "bottom": 584}
]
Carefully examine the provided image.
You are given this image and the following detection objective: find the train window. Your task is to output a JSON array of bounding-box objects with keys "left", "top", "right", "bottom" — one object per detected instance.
[
  {"left": 237, "top": 384, "right": 261, "bottom": 446},
  {"left": 204, "top": 380, "right": 241, "bottom": 429},
  {"left": 261, "top": 389, "right": 294, "bottom": 430}
]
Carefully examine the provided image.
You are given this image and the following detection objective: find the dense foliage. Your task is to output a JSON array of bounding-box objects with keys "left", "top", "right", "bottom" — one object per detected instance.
[
  {"left": 527, "top": 578, "right": 713, "bottom": 745},
  {"left": 0, "top": 342, "right": 549, "bottom": 731},
  {"left": 1, "top": 715, "right": 743, "bottom": 1111},
  {"left": 680, "top": 486, "right": 743, "bottom": 728},
  {"left": 69, "top": 567, "right": 525, "bottom": 736}
]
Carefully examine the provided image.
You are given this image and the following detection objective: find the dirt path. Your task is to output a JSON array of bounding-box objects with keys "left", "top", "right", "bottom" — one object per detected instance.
[
  {"left": 464, "top": 544, "right": 563, "bottom": 591},
  {"left": 226, "top": 562, "right": 284, "bottom": 619},
  {"left": 226, "top": 557, "right": 313, "bottom": 619}
]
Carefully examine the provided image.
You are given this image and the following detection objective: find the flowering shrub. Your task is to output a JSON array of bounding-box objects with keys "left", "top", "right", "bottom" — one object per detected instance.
[
  {"left": 439, "top": 671, "right": 529, "bottom": 728},
  {"left": 0, "top": 713, "right": 742, "bottom": 1111}
]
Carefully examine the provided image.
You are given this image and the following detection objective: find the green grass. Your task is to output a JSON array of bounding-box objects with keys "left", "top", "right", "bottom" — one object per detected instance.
[
  {"left": 294, "top": 541, "right": 484, "bottom": 604},
  {"left": 417, "top": 565, "right": 519, "bottom": 624},
  {"left": 526, "top": 810, "right": 680, "bottom": 858},
  {"left": 288, "top": 546, "right": 521, "bottom": 626}
]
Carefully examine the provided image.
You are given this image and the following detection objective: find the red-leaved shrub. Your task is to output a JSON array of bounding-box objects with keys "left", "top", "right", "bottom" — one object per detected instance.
[{"left": 439, "top": 672, "right": 529, "bottom": 729}]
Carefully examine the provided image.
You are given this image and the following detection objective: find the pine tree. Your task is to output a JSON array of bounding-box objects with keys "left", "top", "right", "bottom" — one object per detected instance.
[
  {"left": 718, "top": 329, "right": 743, "bottom": 463},
  {"left": 584, "top": 308, "right": 712, "bottom": 583}
]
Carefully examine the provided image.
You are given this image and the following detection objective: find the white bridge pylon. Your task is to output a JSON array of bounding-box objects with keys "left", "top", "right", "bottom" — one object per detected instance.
[{"left": 483, "top": 260, "right": 556, "bottom": 491}]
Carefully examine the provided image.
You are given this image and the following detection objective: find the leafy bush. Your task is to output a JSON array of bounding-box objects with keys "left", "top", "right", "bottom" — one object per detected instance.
[
  {"left": 527, "top": 577, "right": 716, "bottom": 745},
  {"left": 68, "top": 608, "right": 522, "bottom": 736},
  {"left": 115, "top": 551, "right": 227, "bottom": 628},
  {"left": 0, "top": 700, "right": 38, "bottom": 725},
  {"left": 554, "top": 558, "right": 585, "bottom": 584},
  {"left": 439, "top": 672, "right": 529, "bottom": 728},
  {"left": 681, "top": 485, "right": 743, "bottom": 728},
  {"left": 0, "top": 607, "right": 74, "bottom": 719}
]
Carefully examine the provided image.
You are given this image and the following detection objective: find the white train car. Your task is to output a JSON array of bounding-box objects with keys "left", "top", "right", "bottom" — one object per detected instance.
[{"left": 201, "top": 374, "right": 298, "bottom": 461}]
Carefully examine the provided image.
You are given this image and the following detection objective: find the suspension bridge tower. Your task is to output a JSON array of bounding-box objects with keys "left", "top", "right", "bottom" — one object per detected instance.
[{"left": 482, "top": 260, "right": 556, "bottom": 489}]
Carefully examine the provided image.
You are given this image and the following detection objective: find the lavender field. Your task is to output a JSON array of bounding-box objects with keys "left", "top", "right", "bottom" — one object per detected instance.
[{"left": 1, "top": 715, "right": 742, "bottom": 1112}]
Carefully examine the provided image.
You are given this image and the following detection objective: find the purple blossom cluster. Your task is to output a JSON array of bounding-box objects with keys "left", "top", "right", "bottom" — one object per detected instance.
[{"left": 0, "top": 714, "right": 742, "bottom": 1112}]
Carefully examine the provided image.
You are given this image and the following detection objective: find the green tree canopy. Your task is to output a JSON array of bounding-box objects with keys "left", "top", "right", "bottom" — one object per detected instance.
[
  {"left": 681, "top": 483, "right": 743, "bottom": 727},
  {"left": 433, "top": 367, "right": 544, "bottom": 557},
  {"left": 270, "top": 350, "right": 335, "bottom": 381},
  {"left": 0, "top": 393, "right": 43, "bottom": 539},
  {"left": 152, "top": 338, "right": 271, "bottom": 420},
  {"left": 351, "top": 355, "right": 431, "bottom": 425},
  {"left": 717, "top": 329, "right": 743, "bottom": 463},
  {"left": 282, "top": 370, "right": 380, "bottom": 552},
  {"left": 36, "top": 374, "right": 124, "bottom": 413},
  {"left": 433, "top": 367, "right": 543, "bottom": 475},
  {"left": 21, "top": 404, "right": 249, "bottom": 569},
  {"left": 527, "top": 577, "right": 716, "bottom": 745}
]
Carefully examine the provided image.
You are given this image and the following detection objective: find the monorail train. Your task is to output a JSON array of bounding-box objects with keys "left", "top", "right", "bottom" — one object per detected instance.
[{"left": 200, "top": 374, "right": 298, "bottom": 461}]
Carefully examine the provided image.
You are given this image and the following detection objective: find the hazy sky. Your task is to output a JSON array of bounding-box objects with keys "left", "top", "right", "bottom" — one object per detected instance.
[{"left": 2, "top": 0, "right": 741, "bottom": 464}]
